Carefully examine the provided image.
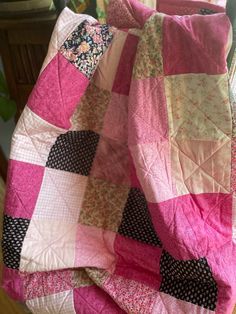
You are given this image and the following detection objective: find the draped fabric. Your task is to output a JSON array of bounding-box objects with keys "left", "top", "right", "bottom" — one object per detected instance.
[{"left": 1, "top": 1, "right": 235, "bottom": 313}]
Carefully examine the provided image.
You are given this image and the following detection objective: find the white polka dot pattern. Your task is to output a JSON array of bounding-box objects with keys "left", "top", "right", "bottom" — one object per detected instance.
[
  {"left": 160, "top": 251, "right": 218, "bottom": 311},
  {"left": 118, "top": 188, "right": 162, "bottom": 246},
  {"left": 46, "top": 131, "right": 99, "bottom": 176},
  {"left": 2, "top": 215, "right": 30, "bottom": 269}
]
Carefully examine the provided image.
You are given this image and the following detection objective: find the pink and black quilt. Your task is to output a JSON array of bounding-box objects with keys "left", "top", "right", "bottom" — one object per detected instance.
[{"left": 2, "top": 0, "right": 236, "bottom": 313}]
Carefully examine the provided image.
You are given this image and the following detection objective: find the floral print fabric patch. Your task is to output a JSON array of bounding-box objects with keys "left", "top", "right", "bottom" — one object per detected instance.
[{"left": 60, "top": 20, "right": 114, "bottom": 79}]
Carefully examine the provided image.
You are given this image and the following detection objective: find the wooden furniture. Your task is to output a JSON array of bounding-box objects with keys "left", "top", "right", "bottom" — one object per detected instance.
[{"left": 0, "top": 12, "right": 58, "bottom": 121}]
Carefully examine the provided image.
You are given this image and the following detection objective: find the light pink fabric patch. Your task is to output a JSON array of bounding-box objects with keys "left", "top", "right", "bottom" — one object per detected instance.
[
  {"left": 28, "top": 52, "right": 89, "bottom": 129},
  {"left": 5, "top": 160, "right": 44, "bottom": 219},
  {"left": 128, "top": 77, "right": 168, "bottom": 145},
  {"left": 73, "top": 286, "right": 125, "bottom": 313},
  {"left": 114, "top": 235, "right": 162, "bottom": 289},
  {"left": 149, "top": 193, "right": 232, "bottom": 260},
  {"left": 23, "top": 269, "right": 73, "bottom": 300},
  {"left": 130, "top": 140, "right": 175, "bottom": 203},
  {"left": 112, "top": 33, "right": 139, "bottom": 96},
  {"left": 163, "top": 14, "right": 230, "bottom": 75},
  {"left": 75, "top": 224, "right": 116, "bottom": 271},
  {"left": 2, "top": 266, "right": 24, "bottom": 301}
]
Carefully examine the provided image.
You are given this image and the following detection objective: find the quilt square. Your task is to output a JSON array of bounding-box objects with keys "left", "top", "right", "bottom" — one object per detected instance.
[
  {"left": 46, "top": 131, "right": 99, "bottom": 176},
  {"left": 90, "top": 135, "right": 130, "bottom": 186},
  {"left": 102, "top": 92, "right": 128, "bottom": 143},
  {"left": 2, "top": 215, "right": 30, "bottom": 269},
  {"left": 33, "top": 168, "right": 88, "bottom": 223},
  {"left": 163, "top": 14, "right": 230, "bottom": 75},
  {"left": 72, "top": 269, "right": 94, "bottom": 288},
  {"left": 10, "top": 106, "right": 67, "bottom": 166},
  {"left": 93, "top": 30, "right": 128, "bottom": 92},
  {"left": 5, "top": 160, "right": 44, "bottom": 219},
  {"left": 20, "top": 219, "right": 77, "bottom": 272},
  {"left": 103, "top": 274, "right": 157, "bottom": 314},
  {"left": 159, "top": 251, "right": 217, "bottom": 311},
  {"left": 26, "top": 290, "right": 75, "bottom": 314},
  {"left": 164, "top": 74, "right": 231, "bottom": 141},
  {"left": 78, "top": 177, "right": 129, "bottom": 231},
  {"left": 118, "top": 188, "right": 162, "bottom": 246},
  {"left": 130, "top": 141, "right": 175, "bottom": 203},
  {"left": 171, "top": 139, "right": 231, "bottom": 196},
  {"left": 24, "top": 269, "right": 74, "bottom": 300},
  {"left": 70, "top": 83, "right": 111, "bottom": 133},
  {"left": 75, "top": 224, "right": 116, "bottom": 271},
  {"left": 149, "top": 193, "right": 232, "bottom": 260},
  {"left": 128, "top": 77, "right": 168, "bottom": 145},
  {"left": 60, "top": 20, "right": 114, "bottom": 79},
  {"left": 133, "top": 14, "right": 164, "bottom": 79},
  {"left": 2, "top": 266, "right": 24, "bottom": 301},
  {"left": 28, "top": 52, "right": 89, "bottom": 129}
]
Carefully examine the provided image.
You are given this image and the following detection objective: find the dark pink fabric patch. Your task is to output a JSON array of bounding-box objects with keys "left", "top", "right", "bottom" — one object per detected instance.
[
  {"left": 149, "top": 193, "right": 232, "bottom": 260},
  {"left": 2, "top": 266, "right": 25, "bottom": 301},
  {"left": 114, "top": 235, "right": 162, "bottom": 289},
  {"left": 112, "top": 34, "right": 139, "bottom": 96},
  {"left": 4, "top": 160, "right": 44, "bottom": 219},
  {"left": 163, "top": 13, "right": 230, "bottom": 75},
  {"left": 28, "top": 53, "right": 89, "bottom": 129},
  {"left": 73, "top": 286, "right": 125, "bottom": 313}
]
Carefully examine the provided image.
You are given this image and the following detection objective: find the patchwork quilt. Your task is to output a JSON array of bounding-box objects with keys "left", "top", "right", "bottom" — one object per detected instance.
[{"left": 2, "top": 0, "right": 236, "bottom": 313}]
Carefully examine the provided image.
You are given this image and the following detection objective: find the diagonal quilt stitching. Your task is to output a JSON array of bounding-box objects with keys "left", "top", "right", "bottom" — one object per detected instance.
[
  {"left": 21, "top": 219, "right": 77, "bottom": 269},
  {"left": 171, "top": 139, "right": 231, "bottom": 192}
]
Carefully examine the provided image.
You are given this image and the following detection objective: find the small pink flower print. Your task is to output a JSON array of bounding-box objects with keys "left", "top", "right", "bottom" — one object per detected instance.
[{"left": 93, "top": 34, "right": 102, "bottom": 44}]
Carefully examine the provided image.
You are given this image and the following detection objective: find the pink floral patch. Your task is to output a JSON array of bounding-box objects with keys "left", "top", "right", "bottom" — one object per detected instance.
[{"left": 23, "top": 269, "right": 73, "bottom": 300}]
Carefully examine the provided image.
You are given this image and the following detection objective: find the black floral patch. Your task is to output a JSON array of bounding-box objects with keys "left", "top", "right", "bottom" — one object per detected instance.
[
  {"left": 46, "top": 131, "right": 100, "bottom": 176},
  {"left": 2, "top": 215, "right": 30, "bottom": 269},
  {"left": 60, "top": 20, "right": 114, "bottom": 79},
  {"left": 160, "top": 251, "right": 218, "bottom": 311},
  {"left": 118, "top": 188, "right": 162, "bottom": 247}
]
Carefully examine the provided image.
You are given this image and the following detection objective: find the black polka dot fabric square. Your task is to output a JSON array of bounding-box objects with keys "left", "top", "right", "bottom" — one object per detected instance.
[
  {"left": 2, "top": 215, "right": 30, "bottom": 269},
  {"left": 46, "top": 131, "right": 99, "bottom": 176},
  {"left": 160, "top": 251, "right": 217, "bottom": 311},
  {"left": 118, "top": 188, "right": 162, "bottom": 247}
]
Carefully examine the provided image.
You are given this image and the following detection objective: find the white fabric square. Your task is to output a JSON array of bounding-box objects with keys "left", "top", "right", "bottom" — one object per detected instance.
[
  {"left": 10, "top": 106, "right": 66, "bottom": 166},
  {"left": 26, "top": 290, "right": 75, "bottom": 314},
  {"left": 20, "top": 219, "right": 77, "bottom": 272},
  {"left": 34, "top": 168, "right": 88, "bottom": 223}
]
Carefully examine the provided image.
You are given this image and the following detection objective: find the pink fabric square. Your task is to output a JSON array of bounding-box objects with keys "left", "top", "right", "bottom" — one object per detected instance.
[
  {"left": 163, "top": 14, "right": 230, "bottom": 75},
  {"left": 149, "top": 193, "right": 232, "bottom": 260},
  {"left": 112, "top": 33, "right": 139, "bottom": 95},
  {"left": 23, "top": 269, "right": 73, "bottom": 300},
  {"left": 90, "top": 135, "right": 130, "bottom": 186},
  {"left": 207, "top": 242, "right": 236, "bottom": 314},
  {"left": 28, "top": 52, "right": 89, "bottom": 129},
  {"left": 128, "top": 77, "right": 168, "bottom": 145},
  {"left": 2, "top": 266, "right": 24, "bottom": 301},
  {"left": 73, "top": 286, "right": 125, "bottom": 313},
  {"left": 102, "top": 93, "right": 128, "bottom": 143},
  {"left": 4, "top": 160, "right": 44, "bottom": 219},
  {"left": 75, "top": 224, "right": 116, "bottom": 271},
  {"left": 114, "top": 235, "right": 162, "bottom": 289}
]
